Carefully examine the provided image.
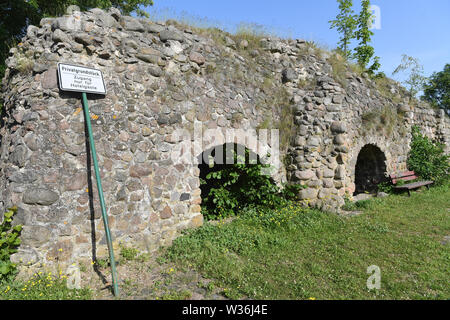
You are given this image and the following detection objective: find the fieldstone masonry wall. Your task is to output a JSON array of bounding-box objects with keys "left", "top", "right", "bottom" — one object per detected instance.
[{"left": 1, "top": 8, "right": 448, "bottom": 271}]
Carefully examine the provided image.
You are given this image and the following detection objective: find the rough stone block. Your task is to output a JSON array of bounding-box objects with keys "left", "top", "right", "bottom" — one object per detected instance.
[
  {"left": 294, "top": 170, "right": 315, "bottom": 180},
  {"left": 299, "top": 188, "right": 319, "bottom": 200},
  {"left": 23, "top": 188, "right": 59, "bottom": 206},
  {"left": 189, "top": 214, "right": 204, "bottom": 228}
]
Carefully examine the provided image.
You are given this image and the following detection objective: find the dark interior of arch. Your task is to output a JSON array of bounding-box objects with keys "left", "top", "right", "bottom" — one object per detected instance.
[
  {"left": 197, "top": 143, "right": 262, "bottom": 199},
  {"left": 354, "top": 144, "right": 388, "bottom": 195},
  {"left": 197, "top": 143, "right": 272, "bottom": 215}
]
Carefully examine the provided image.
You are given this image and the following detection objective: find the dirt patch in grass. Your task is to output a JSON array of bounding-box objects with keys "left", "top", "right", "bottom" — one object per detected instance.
[{"left": 79, "top": 249, "right": 229, "bottom": 300}]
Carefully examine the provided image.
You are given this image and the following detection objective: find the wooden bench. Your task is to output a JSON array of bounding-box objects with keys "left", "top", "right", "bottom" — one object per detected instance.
[{"left": 389, "top": 171, "right": 434, "bottom": 196}]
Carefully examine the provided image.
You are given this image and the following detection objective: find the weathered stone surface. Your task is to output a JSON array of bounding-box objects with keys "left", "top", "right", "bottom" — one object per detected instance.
[
  {"left": 148, "top": 65, "right": 163, "bottom": 77},
  {"left": 189, "top": 52, "right": 206, "bottom": 65},
  {"left": 11, "top": 206, "right": 33, "bottom": 226},
  {"left": 159, "top": 29, "right": 184, "bottom": 42},
  {"left": 21, "top": 226, "right": 51, "bottom": 247},
  {"left": 121, "top": 16, "right": 144, "bottom": 31},
  {"left": 225, "top": 36, "right": 236, "bottom": 48},
  {"left": 189, "top": 214, "right": 204, "bottom": 228},
  {"left": 294, "top": 170, "right": 315, "bottom": 180},
  {"left": 136, "top": 54, "right": 159, "bottom": 64},
  {"left": 10, "top": 145, "right": 28, "bottom": 167},
  {"left": 11, "top": 247, "right": 39, "bottom": 265},
  {"left": 146, "top": 23, "right": 165, "bottom": 34},
  {"left": 333, "top": 134, "right": 346, "bottom": 145},
  {"left": 74, "top": 34, "right": 93, "bottom": 46},
  {"left": 64, "top": 173, "right": 87, "bottom": 191},
  {"left": 398, "top": 105, "right": 410, "bottom": 112},
  {"left": 330, "top": 121, "right": 347, "bottom": 134},
  {"left": 282, "top": 68, "right": 297, "bottom": 83},
  {"left": 160, "top": 206, "right": 173, "bottom": 219},
  {"left": 180, "top": 193, "right": 190, "bottom": 201},
  {"left": 41, "top": 67, "right": 58, "bottom": 89},
  {"left": 23, "top": 189, "right": 59, "bottom": 206},
  {"left": 353, "top": 193, "right": 373, "bottom": 201},
  {"left": 239, "top": 39, "right": 249, "bottom": 49},
  {"left": 33, "top": 63, "right": 48, "bottom": 74},
  {"left": 52, "top": 16, "right": 82, "bottom": 31},
  {"left": 299, "top": 188, "right": 319, "bottom": 200},
  {"left": 332, "top": 95, "right": 344, "bottom": 104},
  {"left": 116, "top": 186, "right": 127, "bottom": 201},
  {"left": 46, "top": 239, "right": 73, "bottom": 262},
  {"left": 52, "top": 29, "right": 70, "bottom": 43},
  {"left": 322, "top": 168, "right": 335, "bottom": 179},
  {"left": 294, "top": 136, "right": 306, "bottom": 146},
  {"left": 334, "top": 166, "right": 346, "bottom": 180},
  {"left": 130, "top": 165, "right": 152, "bottom": 177},
  {"left": 318, "top": 188, "right": 333, "bottom": 199},
  {"left": 307, "top": 137, "right": 321, "bottom": 147},
  {"left": 441, "top": 236, "right": 450, "bottom": 245},
  {"left": 376, "top": 192, "right": 389, "bottom": 198}
]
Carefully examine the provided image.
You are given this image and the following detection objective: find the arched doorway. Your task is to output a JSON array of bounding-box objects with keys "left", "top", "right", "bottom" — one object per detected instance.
[
  {"left": 354, "top": 144, "right": 387, "bottom": 195},
  {"left": 197, "top": 143, "right": 275, "bottom": 219}
]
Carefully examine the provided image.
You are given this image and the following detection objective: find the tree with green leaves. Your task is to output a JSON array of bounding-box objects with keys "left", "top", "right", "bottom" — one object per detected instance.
[
  {"left": 392, "top": 54, "right": 428, "bottom": 100},
  {"left": 353, "top": 0, "right": 379, "bottom": 73},
  {"left": 0, "top": 0, "right": 154, "bottom": 79},
  {"left": 329, "top": 0, "right": 357, "bottom": 59},
  {"left": 407, "top": 126, "right": 449, "bottom": 184},
  {"left": 422, "top": 64, "right": 450, "bottom": 114}
]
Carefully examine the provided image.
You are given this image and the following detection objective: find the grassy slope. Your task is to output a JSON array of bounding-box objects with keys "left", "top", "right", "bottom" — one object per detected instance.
[{"left": 166, "top": 184, "right": 450, "bottom": 300}]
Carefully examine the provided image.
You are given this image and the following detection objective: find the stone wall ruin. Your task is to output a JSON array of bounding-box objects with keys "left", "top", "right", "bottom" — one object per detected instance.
[{"left": 0, "top": 8, "right": 448, "bottom": 271}]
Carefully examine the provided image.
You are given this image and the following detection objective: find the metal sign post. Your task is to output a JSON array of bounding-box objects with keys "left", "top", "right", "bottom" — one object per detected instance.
[{"left": 58, "top": 63, "right": 119, "bottom": 297}]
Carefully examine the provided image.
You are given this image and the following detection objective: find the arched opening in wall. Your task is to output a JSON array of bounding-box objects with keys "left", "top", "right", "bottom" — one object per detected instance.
[
  {"left": 354, "top": 144, "right": 387, "bottom": 195},
  {"left": 197, "top": 143, "right": 276, "bottom": 220}
]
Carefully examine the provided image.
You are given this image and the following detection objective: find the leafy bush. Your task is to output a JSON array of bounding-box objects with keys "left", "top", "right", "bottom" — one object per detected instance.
[
  {"left": 377, "top": 181, "right": 394, "bottom": 194},
  {"left": 281, "top": 184, "right": 305, "bottom": 201},
  {"left": 200, "top": 147, "right": 305, "bottom": 220},
  {"left": 354, "top": 199, "right": 372, "bottom": 209},
  {"left": 341, "top": 199, "right": 374, "bottom": 211},
  {"left": 407, "top": 126, "right": 449, "bottom": 184},
  {"left": 0, "top": 207, "right": 22, "bottom": 282},
  {"left": 119, "top": 244, "right": 139, "bottom": 262}
]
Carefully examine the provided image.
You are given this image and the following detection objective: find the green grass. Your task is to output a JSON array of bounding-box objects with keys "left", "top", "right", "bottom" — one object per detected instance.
[
  {"left": 0, "top": 271, "right": 92, "bottom": 300},
  {"left": 327, "top": 52, "right": 348, "bottom": 88},
  {"left": 119, "top": 244, "right": 140, "bottom": 262},
  {"left": 166, "top": 183, "right": 450, "bottom": 300},
  {"left": 361, "top": 105, "right": 405, "bottom": 137}
]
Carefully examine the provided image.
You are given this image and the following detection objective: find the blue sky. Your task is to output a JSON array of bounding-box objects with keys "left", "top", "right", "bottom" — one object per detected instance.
[{"left": 143, "top": 0, "right": 450, "bottom": 81}]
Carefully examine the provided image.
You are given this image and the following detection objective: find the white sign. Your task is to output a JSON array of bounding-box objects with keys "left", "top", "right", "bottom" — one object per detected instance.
[{"left": 58, "top": 63, "right": 106, "bottom": 94}]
